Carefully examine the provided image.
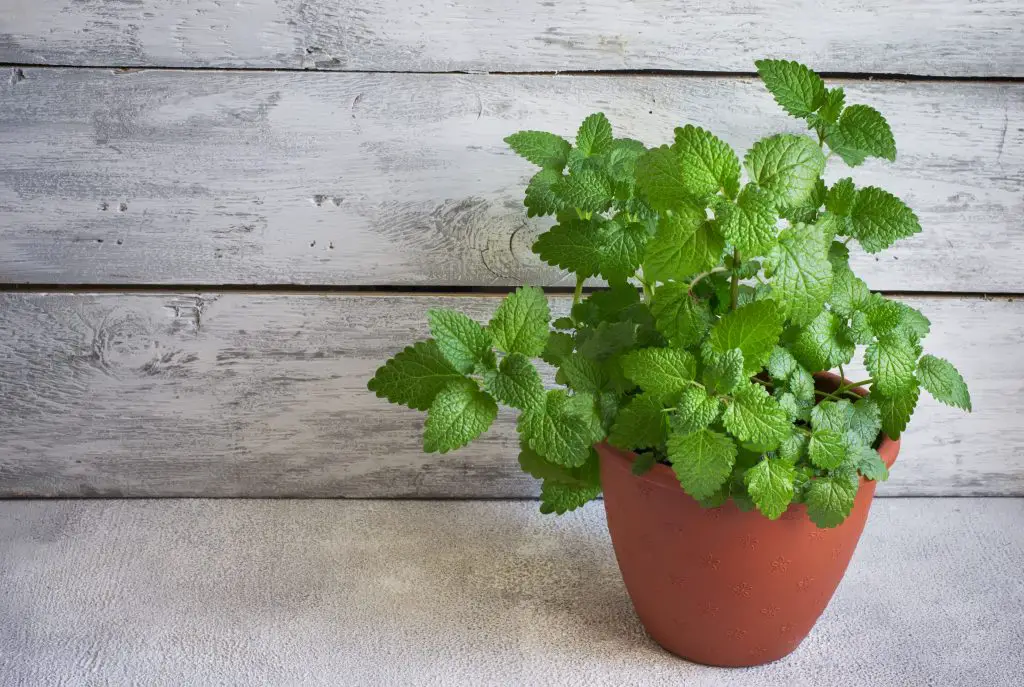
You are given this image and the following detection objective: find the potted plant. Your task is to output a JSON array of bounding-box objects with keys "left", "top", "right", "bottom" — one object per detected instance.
[{"left": 367, "top": 59, "right": 971, "bottom": 666}]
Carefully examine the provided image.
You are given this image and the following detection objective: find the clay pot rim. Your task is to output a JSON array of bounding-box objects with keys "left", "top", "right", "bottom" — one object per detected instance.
[{"left": 601, "top": 372, "right": 901, "bottom": 495}]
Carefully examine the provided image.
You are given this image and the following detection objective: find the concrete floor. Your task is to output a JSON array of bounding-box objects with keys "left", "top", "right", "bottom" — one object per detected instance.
[{"left": 1, "top": 499, "right": 1022, "bottom": 686}]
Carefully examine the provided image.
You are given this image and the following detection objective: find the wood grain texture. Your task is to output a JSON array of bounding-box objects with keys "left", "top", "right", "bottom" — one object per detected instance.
[
  {"left": 1, "top": 0, "right": 1022, "bottom": 76},
  {"left": 1, "top": 69, "right": 1021, "bottom": 291},
  {"left": 0, "top": 292, "right": 1018, "bottom": 498}
]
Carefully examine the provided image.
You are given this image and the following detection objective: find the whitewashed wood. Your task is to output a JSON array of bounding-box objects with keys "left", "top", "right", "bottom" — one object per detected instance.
[
  {"left": 0, "top": 293, "right": 1018, "bottom": 498},
  {"left": 1, "top": 70, "right": 1021, "bottom": 291},
  {"left": 1, "top": 1, "right": 1022, "bottom": 76}
]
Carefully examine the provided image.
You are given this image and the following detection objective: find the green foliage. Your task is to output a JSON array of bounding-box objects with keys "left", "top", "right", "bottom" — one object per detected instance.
[{"left": 368, "top": 58, "right": 971, "bottom": 527}]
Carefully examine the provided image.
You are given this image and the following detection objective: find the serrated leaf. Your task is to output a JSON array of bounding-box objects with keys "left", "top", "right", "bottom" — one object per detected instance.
[
  {"left": 809, "top": 428, "right": 847, "bottom": 469},
  {"left": 806, "top": 474, "right": 858, "bottom": 528},
  {"left": 576, "top": 113, "right": 614, "bottom": 157},
  {"left": 848, "top": 398, "right": 883, "bottom": 446},
  {"left": 811, "top": 399, "right": 855, "bottom": 434},
  {"left": 789, "top": 366, "right": 816, "bottom": 404},
  {"left": 875, "top": 383, "right": 919, "bottom": 440},
  {"left": 851, "top": 444, "right": 889, "bottom": 482},
  {"left": 826, "top": 177, "right": 857, "bottom": 217},
  {"left": 607, "top": 138, "right": 647, "bottom": 183},
  {"left": 559, "top": 352, "right": 606, "bottom": 394},
  {"left": 894, "top": 302, "right": 931, "bottom": 339},
  {"left": 535, "top": 448, "right": 602, "bottom": 515},
  {"left": 541, "top": 331, "right": 574, "bottom": 366},
  {"left": 848, "top": 187, "right": 922, "bottom": 253},
  {"left": 826, "top": 104, "right": 897, "bottom": 166},
  {"left": 866, "top": 333, "right": 920, "bottom": 396},
  {"left": 427, "top": 309, "right": 493, "bottom": 374},
  {"left": 849, "top": 310, "right": 875, "bottom": 345},
  {"left": 779, "top": 431, "right": 809, "bottom": 464},
  {"left": 672, "top": 124, "right": 741, "bottom": 198},
  {"left": 649, "top": 282, "right": 712, "bottom": 348},
  {"left": 916, "top": 355, "right": 972, "bottom": 411},
  {"left": 609, "top": 393, "right": 668, "bottom": 450},
  {"left": 644, "top": 209, "right": 724, "bottom": 283},
  {"left": 722, "top": 383, "right": 791, "bottom": 451},
  {"left": 533, "top": 219, "right": 603, "bottom": 278},
  {"left": 523, "top": 168, "right": 565, "bottom": 217},
  {"left": 744, "top": 134, "right": 827, "bottom": 209},
  {"left": 540, "top": 480, "right": 601, "bottom": 514},
  {"left": 866, "top": 298, "right": 904, "bottom": 336},
  {"left": 830, "top": 267, "right": 871, "bottom": 318},
  {"left": 703, "top": 347, "right": 745, "bottom": 395},
  {"left": 518, "top": 390, "right": 603, "bottom": 467},
  {"left": 483, "top": 353, "right": 544, "bottom": 410},
  {"left": 779, "top": 177, "right": 827, "bottom": 224},
  {"left": 708, "top": 300, "right": 784, "bottom": 376},
  {"left": 367, "top": 339, "right": 464, "bottom": 411},
  {"left": 765, "top": 223, "right": 833, "bottom": 325},
  {"left": 767, "top": 345, "right": 800, "bottom": 380},
  {"left": 667, "top": 429, "right": 737, "bottom": 500},
  {"left": 672, "top": 386, "right": 722, "bottom": 434},
  {"left": 717, "top": 184, "right": 779, "bottom": 255},
  {"left": 635, "top": 145, "right": 689, "bottom": 212},
  {"left": 586, "top": 282, "right": 643, "bottom": 322},
  {"left": 755, "top": 59, "right": 827, "bottom": 118},
  {"left": 745, "top": 458, "right": 796, "bottom": 520},
  {"left": 489, "top": 286, "right": 550, "bottom": 357},
  {"left": 423, "top": 380, "right": 498, "bottom": 453},
  {"left": 577, "top": 321, "right": 636, "bottom": 361},
  {"left": 620, "top": 348, "right": 697, "bottom": 401},
  {"left": 595, "top": 218, "right": 649, "bottom": 282},
  {"left": 505, "top": 130, "right": 572, "bottom": 170},
  {"left": 828, "top": 240, "right": 851, "bottom": 270},
  {"left": 554, "top": 168, "right": 614, "bottom": 213},
  {"left": 816, "top": 87, "right": 846, "bottom": 125},
  {"left": 553, "top": 317, "right": 575, "bottom": 331},
  {"left": 791, "top": 310, "right": 856, "bottom": 371}
]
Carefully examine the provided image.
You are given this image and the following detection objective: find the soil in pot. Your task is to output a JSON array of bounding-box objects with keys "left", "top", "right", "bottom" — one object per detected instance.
[{"left": 598, "top": 373, "right": 899, "bottom": 667}]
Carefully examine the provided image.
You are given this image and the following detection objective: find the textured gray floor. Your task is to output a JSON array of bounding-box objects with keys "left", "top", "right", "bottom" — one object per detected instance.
[{"left": 1, "top": 500, "right": 1022, "bottom": 686}]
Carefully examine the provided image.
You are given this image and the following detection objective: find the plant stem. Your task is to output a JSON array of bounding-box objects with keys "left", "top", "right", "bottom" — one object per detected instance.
[
  {"left": 814, "top": 389, "right": 848, "bottom": 403},
  {"left": 572, "top": 276, "right": 585, "bottom": 307},
  {"left": 840, "top": 378, "right": 874, "bottom": 391},
  {"left": 641, "top": 280, "right": 654, "bottom": 303},
  {"left": 729, "top": 248, "right": 741, "bottom": 310},
  {"left": 838, "top": 364, "right": 846, "bottom": 385},
  {"left": 688, "top": 266, "right": 727, "bottom": 291}
]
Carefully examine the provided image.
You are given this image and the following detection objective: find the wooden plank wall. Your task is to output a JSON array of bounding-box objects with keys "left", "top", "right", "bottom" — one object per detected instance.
[{"left": 1, "top": 1, "right": 1021, "bottom": 497}]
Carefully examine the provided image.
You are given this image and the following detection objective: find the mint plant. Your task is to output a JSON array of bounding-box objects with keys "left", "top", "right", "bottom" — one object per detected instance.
[{"left": 368, "top": 59, "right": 971, "bottom": 527}]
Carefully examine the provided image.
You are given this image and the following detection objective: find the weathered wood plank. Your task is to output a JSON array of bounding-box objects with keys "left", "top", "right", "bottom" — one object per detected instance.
[
  {"left": 1, "top": 69, "right": 1021, "bottom": 291},
  {"left": 1, "top": 0, "right": 1022, "bottom": 76},
  {"left": 0, "top": 293, "right": 1018, "bottom": 498}
]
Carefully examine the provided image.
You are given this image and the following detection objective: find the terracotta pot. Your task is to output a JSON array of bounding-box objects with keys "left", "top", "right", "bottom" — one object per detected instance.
[{"left": 598, "top": 373, "right": 899, "bottom": 667}]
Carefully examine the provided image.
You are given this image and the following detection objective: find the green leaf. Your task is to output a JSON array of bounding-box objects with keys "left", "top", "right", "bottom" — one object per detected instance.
[
  {"left": 767, "top": 345, "right": 799, "bottom": 380},
  {"left": 848, "top": 187, "right": 922, "bottom": 253},
  {"left": 809, "top": 428, "right": 847, "bottom": 469},
  {"left": 811, "top": 399, "right": 854, "bottom": 434},
  {"left": 609, "top": 393, "right": 668, "bottom": 450},
  {"left": 866, "top": 298, "right": 904, "bottom": 336},
  {"left": 826, "top": 104, "right": 897, "bottom": 166},
  {"left": 489, "top": 286, "right": 550, "bottom": 357},
  {"left": 916, "top": 355, "right": 972, "bottom": 411},
  {"left": 851, "top": 444, "right": 889, "bottom": 481},
  {"left": 815, "top": 87, "right": 846, "bottom": 126},
  {"left": 806, "top": 474, "right": 858, "bottom": 528},
  {"left": 518, "top": 390, "right": 603, "bottom": 467},
  {"left": 423, "top": 380, "right": 498, "bottom": 453},
  {"left": 791, "top": 310, "right": 856, "bottom": 371},
  {"left": 427, "top": 309, "right": 494, "bottom": 374},
  {"left": 825, "top": 178, "right": 857, "bottom": 217},
  {"left": 560, "top": 352, "right": 608, "bottom": 395},
  {"left": 789, "top": 366, "right": 816, "bottom": 404},
  {"left": 717, "top": 185, "right": 779, "bottom": 255},
  {"left": 483, "top": 353, "right": 545, "bottom": 410},
  {"left": 649, "top": 282, "right": 712, "bottom": 348},
  {"left": 708, "top": 300, "right": 784, "bottom": 376},
  {"left": 830, "top": 267, "right": 871, "bottom": 318},
  {"left": 577, "top": 321, "right": 636, "bottom": 361},
  {"left": 631, "top": 452, "right": 658, "bottom": 476},
  {"left": 875, "top": 383, "right": 919, "bottom": 440},
  {"left": 532, "top": 219, "right": 603, "bottom": 278},
  {"left": 620, "top": 348, "right": 697, "bottom": 401},
  {"left": 745, "top": 458, "right": 796, "bottom": 520},
  {"left": 540, "top": 479, "right": 601, "bottom": 514},
  {"left": 667, "top": 429, "right": 738, "bottom": 500},
  {"left": 644, "top": 210, "right": 724, "bottom": 283},
  {"left": 755, "top": 59, "right": 827, "bottom": 118},
  {"left": 672, "top": 124, "right": 741, "bottom": 198},
  {"left": 576, "top": 113, "right": 614, "bottom": 157},
  {"left": 779, "top": 431, "right": 809, "bottom": 464},
  {"left": 744, "top": 134, "right": 827, "bottom": 209},
  {"left": 702, "top": 347, "right": 745, "bottom": 395},
  {"left": 505, "top": 131, "right": 572, "bottom": 170},
  {"left": 764, "top": 223, "right": 833, "bottom": 325},
  {"left": 866, "top": 333, "right": 920, "bottom": 396},
  {"left": 722, "top": 383, "right": 791, "bottom": 451},
  {"left": 541, "top": 331, "right": 574, "bottom": 366},
  {"left": 894, "top": 302, "right": 931, "bottom": 339},
  {"left": 849, "top": 311, "right": 875, "bottom": 345},
  {"left": 595, "top": 218, "right": 649, "bottom": 282},
  {"left": 672, "top": 386, "right": 722, "bottom": 434},
  {"left": 635, "top": 145, "right": 689, "bottom": 212},
  {"left": 367, "top": 339, "right": 464, "bottom": 411},
  {"left": 553, "top": 317, "right": 575, "bottom": 331},
  {"left": 525, "top": 447, "right": 602, "bottom": 515},
  {"left": 523, "top": 169, "right": 565, "bottom": 217},
  {"left": 848, "top": 397, "right": 882, "bottom": 446},
  {"left": 554, "top": 168, "right": 614, "bottom": 213}
]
